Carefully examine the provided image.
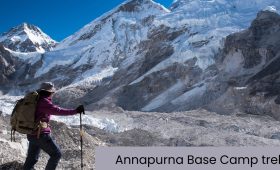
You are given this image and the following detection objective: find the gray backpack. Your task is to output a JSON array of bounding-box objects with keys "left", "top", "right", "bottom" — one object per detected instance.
[{"left": 10, "top": 91, "right": 39, "bottom": 141}]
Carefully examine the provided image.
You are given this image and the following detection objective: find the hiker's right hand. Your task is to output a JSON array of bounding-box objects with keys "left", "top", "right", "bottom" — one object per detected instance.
[{"left": 76, "top": 105, "right": 84, "bottom": 113}]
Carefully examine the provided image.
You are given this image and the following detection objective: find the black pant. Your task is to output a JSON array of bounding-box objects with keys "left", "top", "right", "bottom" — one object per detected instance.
[{"left": 23, "top": 134, "right": 62, "bottom": 170}]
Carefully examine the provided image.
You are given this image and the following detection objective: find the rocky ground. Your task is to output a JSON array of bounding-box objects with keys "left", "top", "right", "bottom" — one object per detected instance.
[
  {"left": 0, "top": 115, "right": 103, "bottom": 170},
  {"left": 1, "top": 109, "right": 280, "bottom": 169}
]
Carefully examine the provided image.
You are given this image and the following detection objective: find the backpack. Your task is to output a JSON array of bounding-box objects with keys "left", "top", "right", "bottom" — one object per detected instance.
[{"left": 10, "top": 91, "right": 39, "bottom": 141}]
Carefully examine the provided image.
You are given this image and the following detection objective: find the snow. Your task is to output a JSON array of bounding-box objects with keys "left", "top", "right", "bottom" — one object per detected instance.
[
  {"left": 78, "top": 110, "right": 280, "bottom": 146},
  {"left": 263, "top": 6, "right": 277, "bottom": 13},
  {"left": 56, "top": 0, "right": 169, "bottom": 50},
  {"left": 222, "top": 49, "right": 244, "bottom": 73},
  {"left": 23, "top": 0, "right": 280, "bottom": 87},
  {"left": 1, "top": 0, "right": 280, "bottom": 122},
  {"left": 52, "top": 115, "right": 125, "bottom": 133},
  {"left": 0, "top": 138, "right": 28, "bottom": 156},
  {"left": 33, "top": 25, "right": 119, "bottom": 79},
  {"left": 1, "top": 130, "right": 7, "bottom": 135},
  {"left": 20, "top": 138, "right": 29, "bottom": 156},
  {"left": 73, "top": 66, "right": 118, "bottom": 85},
  {"left": 142, "top": 81, "right": 185, "bottom": 111},
  {"left": 0, "top": 23, "right": 56, "bottom": 53},
  {"left": 234, "top": 87, "right": 247, "bottom": 90},
  {"left": 0, "top": 95, "right": 124, "bottom": 133},
  {"left": 130, "top": 26, "right": 236, "bottom": 85},
  {"left": 0, "top": 95, "right": 21, "bottom": 116},
  {"left": 171, "top": 83, "right": 207, "bottom": 105},
  {"left": 168, "top": 0, "right": 280, "bottom": 32},
  {"left": 34, "top": 48, "right": 82, "bottom": 77},
  {"left": 4, "top": 47, "right": 42, "bottom": 64},
  {"left": 129, "top": 0, "right": 280, "bottom": 84},
  {"left": 150, "top": 0, "right": 171, "bottom": 13},
  {"left": 1, "top": 57, "right": 8, "bottom": 67},
  {"left": 22, "top": 23, "right": 56, "bottom": 52},
  {"left": 34, "top": 0, "right": 169, "bottom": 81},
  {"left": 172, "top": 0, "right": 280, "bottom": 14},
  {"left": 130, "top": 48, "right": 196, "bottom": 85},
  {"left": 11, "top": 36, "right": 23, "bottom": 42},
  {"left": 37, "top": 0, "right": 163, "bottom": 77},
  {"left": 57, "top": 66, "right": 118, "bottom": 91}
]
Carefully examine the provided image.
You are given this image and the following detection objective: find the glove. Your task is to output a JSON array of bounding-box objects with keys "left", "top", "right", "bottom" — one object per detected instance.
[{"left": 76, "top": 105, "right": 85, "bottom": 114}]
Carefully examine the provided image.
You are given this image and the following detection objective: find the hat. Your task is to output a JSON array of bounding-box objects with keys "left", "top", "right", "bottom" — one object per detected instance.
[{"left": 39, "top": 82, "right": 56, "bottom": 93}]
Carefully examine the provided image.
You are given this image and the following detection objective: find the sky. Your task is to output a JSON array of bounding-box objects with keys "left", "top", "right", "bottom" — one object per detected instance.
[{"left": 0, "top": 0, "right": 173, "bottom": 42}]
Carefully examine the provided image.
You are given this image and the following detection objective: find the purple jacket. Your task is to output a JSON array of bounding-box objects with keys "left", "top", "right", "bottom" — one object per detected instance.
[{"left": 35, "top": 95, "right": 77, "bottom": 134}]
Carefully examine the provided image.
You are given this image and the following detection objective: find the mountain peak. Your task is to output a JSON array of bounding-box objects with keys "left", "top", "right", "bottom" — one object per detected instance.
[
  {"left": 4, "top": 23, "right": 43, "bottom": 37},
  {"left": 118, "top": 0, "right": 169, "bottom": 12},
  {"left": 56, "top": 0, "right": 169, "bottom": 49},
  {"left": 171, "top": 0, "right": 280, "bottom": 11},
  {"left": 256, "top": 10, "right": 280, "bottom": 20},
  {"left": 18, "top": 22, "right": 40, "bottom": 32},
  {"left": 0, "top": 23, "right": 56, "bottom": 53},
  {"left": 18, "top": 22, "right": 30, "bottom": 28}
]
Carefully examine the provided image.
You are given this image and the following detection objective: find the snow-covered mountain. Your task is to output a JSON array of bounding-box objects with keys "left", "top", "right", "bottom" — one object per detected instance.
[
  {"left": 33, "top": 0, "right": 170, "bottom": 83},
  {"left": 0, "top": 23, "right": 56, "bottom": 53},
  {"left": 56, "top": 0, "right": 169, "bottom": 49},
  {"left": 2, "top": 1, "right": 280, "bottom": 168},
  {"left": 1, "top": 0, "right": 280, "bottom": 119},
  {"left": 0, "top": 0, "right": 171, "bottom": 92}
]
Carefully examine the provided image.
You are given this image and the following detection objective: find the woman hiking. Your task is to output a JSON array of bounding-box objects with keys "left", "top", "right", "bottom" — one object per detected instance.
[{"left": 23, "top": 82, "right": 84, "bottom": 170}]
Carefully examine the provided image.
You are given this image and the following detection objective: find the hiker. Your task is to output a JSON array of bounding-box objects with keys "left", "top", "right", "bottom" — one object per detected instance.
[{"left": 23, "top": 82, "right": 84, "bottom": 170}]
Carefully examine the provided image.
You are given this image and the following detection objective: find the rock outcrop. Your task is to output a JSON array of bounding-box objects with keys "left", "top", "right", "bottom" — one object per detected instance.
[{"left": 216, "top": 11, "right": 280, "bottom": 119}]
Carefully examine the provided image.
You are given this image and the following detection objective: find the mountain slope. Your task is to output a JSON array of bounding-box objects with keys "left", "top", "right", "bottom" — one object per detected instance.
[
  {"left": 7, "top": 0, "right": 170, "bottom": 92},
  {"left": 215, "top": 10, "right": 280, "bottom": 119},
  {"left": 71, "top": 0, "right": 280, "bottom": 113},
  {"left": 56, "top": 0, "right": 169, "bottom": 49}
]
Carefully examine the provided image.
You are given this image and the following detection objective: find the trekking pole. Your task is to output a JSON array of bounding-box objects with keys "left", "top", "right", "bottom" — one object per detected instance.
[{"left": 80, "top": 110, "right": 84, "bottom": 170}]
